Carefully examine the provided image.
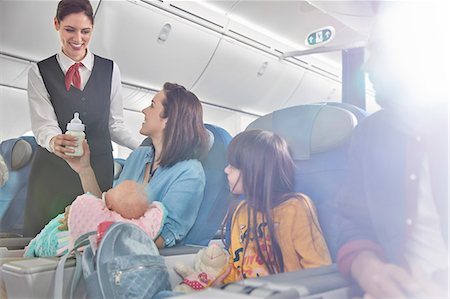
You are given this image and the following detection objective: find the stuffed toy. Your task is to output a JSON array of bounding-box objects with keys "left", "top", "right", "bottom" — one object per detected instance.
[{"left": 173, "top": 243, "right": 229, "bottom": 292}]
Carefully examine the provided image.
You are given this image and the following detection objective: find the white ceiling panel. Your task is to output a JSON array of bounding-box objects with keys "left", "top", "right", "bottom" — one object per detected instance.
[{"left": 226, "top": 1, "right": 366, "bottom": 51}]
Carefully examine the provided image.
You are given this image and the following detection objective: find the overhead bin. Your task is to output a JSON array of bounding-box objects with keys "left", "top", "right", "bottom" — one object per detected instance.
[
  {"left": 0, "top": 87, "right": 31, "bottom": 141},
  {"left": 0, "top": 1, "right": 58, "bottom": 61},
  {"left": 202, "top": 105, "right": 257, "bottom": 136},
  {"left": 90, "top": 0, "right": 222, "bottom": 90},
  {"left": 192, "top": 36, "right": 305, "bottom": 116},
  {"left": 284, "top": 71, "right": 342, "bottom": 107},
  {"left": 0, "top": 56, "right": 30, "bottom": 90}
]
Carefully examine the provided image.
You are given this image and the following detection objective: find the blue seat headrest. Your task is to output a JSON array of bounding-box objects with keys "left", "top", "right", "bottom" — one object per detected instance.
[
  {"left": 140, "top": 128, "right": 215, "bottom": 153},
  {"left": 0, "top": 154, "right": 7, "bottom": 187},
  {"left": 0, "top": 138, "right": 34, "bottom": 171},
  {"left": 246, "top": 104, "right": 357, "bottom": 160},
  {"left": 113, "top": 158, "right": 126, "bottom": 180}
]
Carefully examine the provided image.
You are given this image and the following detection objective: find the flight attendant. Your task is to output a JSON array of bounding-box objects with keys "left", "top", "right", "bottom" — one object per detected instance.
[{"left": 24, "top": 0, "right": 140, "bottom": 237}]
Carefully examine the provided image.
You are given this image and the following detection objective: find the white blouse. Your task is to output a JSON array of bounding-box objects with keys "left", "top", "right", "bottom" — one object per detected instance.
[{"left": 27, "top": 49, "right": 140, "bottom": 152}]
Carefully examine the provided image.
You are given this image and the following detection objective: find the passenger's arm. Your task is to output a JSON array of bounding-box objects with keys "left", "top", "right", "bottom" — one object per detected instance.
[
  {"left": 350, "top": 250, "right": 420, "bottom": 298},
  {"left": 158, "top": 164, "right": 205, "bottom": 247},
  {"left": 64, "top": 140, "right": 102, "bottom": 197}
]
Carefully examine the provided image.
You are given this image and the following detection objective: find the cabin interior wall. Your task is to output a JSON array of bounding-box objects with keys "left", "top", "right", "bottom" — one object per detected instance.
[{"left": 0, "top": 0, "right": 369, "bottom": 157}]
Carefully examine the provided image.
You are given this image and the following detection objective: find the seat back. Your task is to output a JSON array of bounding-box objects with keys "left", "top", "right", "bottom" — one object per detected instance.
[
  {"left": 246, "top": 103, "right": 367, "bottom": 259},
  {"left": 112, "top": 158, "right": 126, "bottom": 186},
  {"left": 0, "top": 136, "right": 38, "bottom": 235},
  {"left": 137, "top": 124, "right": 232, "bottom": 246},
  {"left": 182, "top": 124, "right": 232, "bottom": 246}
]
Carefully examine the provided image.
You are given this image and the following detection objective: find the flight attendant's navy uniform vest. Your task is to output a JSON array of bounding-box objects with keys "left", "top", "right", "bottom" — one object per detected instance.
[{"left": 24, "top": 54, "right": 114, "bottom": 237}]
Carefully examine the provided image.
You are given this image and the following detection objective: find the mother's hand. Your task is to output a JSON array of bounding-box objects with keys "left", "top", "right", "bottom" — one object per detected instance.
[{"left": 63, "top": 140, "right": 92, "bottom": 174}]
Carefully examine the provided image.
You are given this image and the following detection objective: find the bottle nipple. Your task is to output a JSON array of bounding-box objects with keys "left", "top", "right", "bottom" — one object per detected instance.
[
  {"left": 67, "top": 112, "right": 85, "bottom": 131},
  {"left": 71, "top": 112, "right": 81, "bottom": 124}
]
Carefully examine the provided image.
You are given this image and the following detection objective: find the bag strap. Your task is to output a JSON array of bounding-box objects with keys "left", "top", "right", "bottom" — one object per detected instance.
[{"left": 54, "top": 231, "right": 97, "bottom": 299}]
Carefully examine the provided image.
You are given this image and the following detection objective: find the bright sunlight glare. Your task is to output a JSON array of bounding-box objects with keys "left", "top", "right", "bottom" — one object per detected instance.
[{"left": 371, "top": 2, "right": 449, "bottom": 106}]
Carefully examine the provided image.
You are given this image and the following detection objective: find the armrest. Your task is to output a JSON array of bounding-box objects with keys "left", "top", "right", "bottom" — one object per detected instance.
[
  {"left": 160, "top": 244, "right": 202, "bottom": 256},
  {"left": 0, "top": 237, "right": 32, "bottom": 250},
  {"left": 221, "top": 264, "right": 356, "bottom": 298}
]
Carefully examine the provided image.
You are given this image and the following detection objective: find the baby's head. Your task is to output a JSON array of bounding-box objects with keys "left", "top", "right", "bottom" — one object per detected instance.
[{"left": 104, "top": 180, "right": 148, "bottom": 219}]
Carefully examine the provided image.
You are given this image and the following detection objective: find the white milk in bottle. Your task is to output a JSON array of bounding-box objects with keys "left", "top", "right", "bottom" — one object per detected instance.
[{"left": 65, "top": 112, "right": 85, "bottom": 156}]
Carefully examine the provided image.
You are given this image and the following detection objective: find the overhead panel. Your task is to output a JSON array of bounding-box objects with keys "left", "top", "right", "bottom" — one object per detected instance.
[
  {"left": 202, "top": 105, "right": 257, "bottom": 137},
  {"left": 285, "top": 71, "right": 342, "bottom": 107},
  {"left": 121, "top": 85, "right": 156, "bottom": 112},
  {"left": 307, "top": 1, "right": 375, "bottom": 36},
  {"left": 0, "top": 1, "right": 59, "bottom": 61},
  {"left": 0, "top": 56, "right": 30, "bottom": 90},
  {"left": 0, "top": 87, "right": 30, "bottom": 141},
  {"left": 192, "top": 36, "right": 305, "bottom": 116},
  {"left": 90, "top": 0, "right": 222, "bottom": 90}
]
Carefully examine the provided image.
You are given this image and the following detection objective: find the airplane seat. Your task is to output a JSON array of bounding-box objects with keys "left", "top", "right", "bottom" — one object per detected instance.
[
  {"left": 246, "top": 103, "right": 367, "bottom": 260},
  {"left": 112, "top": 158, "right": 126, "bottom": 186},
  {"left": 182, "top": 123, "right": 232, "bottom": 246},
  {"left": 139, "top": 123, "right": 232, "bottom": 246},
  {"left": 0, "top": 136, "right": 38, "bottom": 236}
]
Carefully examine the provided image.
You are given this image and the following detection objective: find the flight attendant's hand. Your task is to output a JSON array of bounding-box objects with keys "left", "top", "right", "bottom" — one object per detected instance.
[
  {"left": 64, "top": 140, "right": 92, "bottom": 174},
  {"left": 51, "top": 134, "right": 78, "bottom": 158}
]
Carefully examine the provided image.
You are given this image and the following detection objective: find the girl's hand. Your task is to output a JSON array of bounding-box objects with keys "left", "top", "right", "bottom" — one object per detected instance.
[
  {"left": 50, "top": 134, "right": 78, "bottom": 158},
  {"left": 211, "top": 265, "right": 232, "bottom": 287},
  {"left": 63, "top": 140, "right": 92, "bottom": 174}
]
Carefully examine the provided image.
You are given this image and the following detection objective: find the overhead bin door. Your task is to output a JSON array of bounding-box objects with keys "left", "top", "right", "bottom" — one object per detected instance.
[
  {"left": 192, "top": 36, "right": 305, "bottom": 116},
  {"left": 285, "top": 70, "right": 342, "bottom": 107},
  {"left": 0, "top": 87, "right": 31, "bottom": 140},
  {"left": 0, "top": 56, "right": 30, "bottom": 90},
  {"left": 0, "top": 1, "right": 101, "bottom": 61},
  {"left": 0, "top": 1, "right": 59, "bottom": 60},
  {"left": 90, "top": 1, "right": 222, "bottom": 90}
]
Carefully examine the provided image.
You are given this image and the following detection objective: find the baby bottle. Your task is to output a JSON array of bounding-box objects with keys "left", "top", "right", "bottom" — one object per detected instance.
[{"left": 66, "top": 112, "right": 86, "bottom": 156}]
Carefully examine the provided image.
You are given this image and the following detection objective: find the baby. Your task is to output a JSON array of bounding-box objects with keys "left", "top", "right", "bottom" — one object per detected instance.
[{"left": 25, "top": 180, "right": 166, "bottom": 257}]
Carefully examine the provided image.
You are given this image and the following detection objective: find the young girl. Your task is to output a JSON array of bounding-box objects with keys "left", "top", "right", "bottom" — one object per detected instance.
[{"left": 221, "top": 130, "right": 331, "bottom": 283}]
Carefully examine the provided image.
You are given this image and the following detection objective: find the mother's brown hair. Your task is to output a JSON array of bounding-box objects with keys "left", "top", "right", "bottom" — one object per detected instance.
[{"left": 159, "top": 82, "right": 209, "bottom": 167}]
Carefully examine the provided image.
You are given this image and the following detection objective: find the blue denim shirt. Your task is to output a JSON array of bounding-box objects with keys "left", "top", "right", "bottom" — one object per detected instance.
[{"left": 115, "top": 146, "right": 205, "bottom": 247}]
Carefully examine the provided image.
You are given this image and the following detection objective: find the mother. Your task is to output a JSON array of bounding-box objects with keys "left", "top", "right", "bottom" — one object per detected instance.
[{"left": 66, "top": 82, "right": 210, "bottom": 248}]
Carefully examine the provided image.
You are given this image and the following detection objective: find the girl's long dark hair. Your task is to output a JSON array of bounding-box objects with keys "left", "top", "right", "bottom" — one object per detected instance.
[{"left": 225, "top": 130, "right": 296, "bottom": 274}]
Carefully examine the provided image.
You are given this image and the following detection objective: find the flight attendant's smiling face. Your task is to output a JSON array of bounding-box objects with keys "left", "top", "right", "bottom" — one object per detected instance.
[{"left": 54, "top": 12, "right": 93, "bottom": 62}]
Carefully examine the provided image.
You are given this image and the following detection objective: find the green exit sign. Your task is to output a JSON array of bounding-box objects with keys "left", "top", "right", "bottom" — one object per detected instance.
[{"left": 306, "top": 26, "right": 335, "bottom": 46}]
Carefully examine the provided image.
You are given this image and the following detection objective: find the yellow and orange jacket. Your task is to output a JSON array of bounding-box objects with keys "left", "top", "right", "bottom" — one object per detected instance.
[{"left": 224, "top": 193, "right": 331, "bottom": 283}]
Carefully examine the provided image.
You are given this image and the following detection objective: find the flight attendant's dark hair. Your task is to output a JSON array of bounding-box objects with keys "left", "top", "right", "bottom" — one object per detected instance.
[
  {"left": 56, "top": 0, "right": 94, "bottom": 25},
  {"left": 158, "top": 82, "right": 209, "bottom": 167}
]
